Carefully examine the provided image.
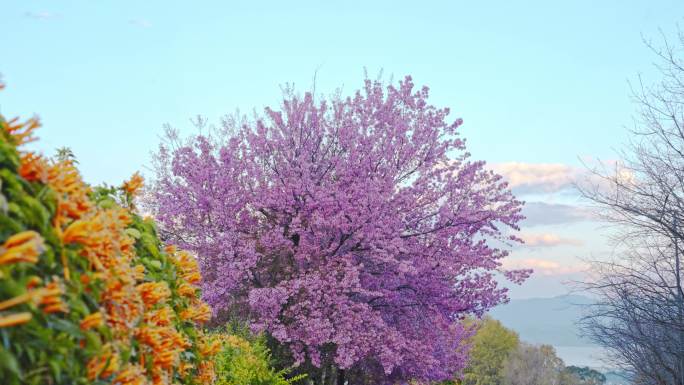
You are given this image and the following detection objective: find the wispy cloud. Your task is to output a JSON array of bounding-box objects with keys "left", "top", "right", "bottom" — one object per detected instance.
[
  {"left": 24, "top": 11, "right": 61, "bottom": 20},
  {"left": 503, "top": 258, "right": 588, "bottom": 276},
  {"left": 522, "top": 202, "right": 594, "bottom": 226},
  {"left": 519, "top": 232, "right": 583, "bottom": 247},
  {"left": 129, "top": 19, "right": 152, "bottom": 28},
  {"left": 491, "top": 162, "right": 580, "bottom": 195},
  {"left": 492, "top": 161, "right": 635, "bottom": 197}
]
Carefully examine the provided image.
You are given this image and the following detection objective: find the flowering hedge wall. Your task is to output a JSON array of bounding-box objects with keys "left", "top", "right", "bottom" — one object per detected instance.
[{"left": 0, "top": 87, "right": 220, "bottom": 385}]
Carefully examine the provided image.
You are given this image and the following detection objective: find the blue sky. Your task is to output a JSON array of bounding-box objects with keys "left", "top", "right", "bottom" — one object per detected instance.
[{"left": 2, "top": 1, "right": 684, "bottom": 298}]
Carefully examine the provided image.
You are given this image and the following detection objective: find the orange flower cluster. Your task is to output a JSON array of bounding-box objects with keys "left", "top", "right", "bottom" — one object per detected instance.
[
  {"left": 17, "top": 153, "right": 49, "bottom": 184},
  {"left": 196, "top": 334, "right": 223, "bottom": 385},
  {"left": 168, "top": 247, "right": 212, "bottom": 324},
  {"left": 143, "top": 305, "right": 174, "bottom": 327},
  {"left": 0, "top": 230, "right": 44, "bottom": 266},
  {"left": 61, "top": 208, "right": 144, "bottom": 342},
  {"left": 175, "top": 249, "right": 203, "bottom": 285},
  {"left": 38, "top": 280, "right": 69, "bottom": 314},
  {"left": 80, "top": 311, "right": 104, "bottom": 330},
  {"left": 199, "top": 333, "right": 224, "bottom": 357},
  {"left": 5, "top": 116, "right": 40, "bottom": 146},
  {"left": 135, "top": 279, "right": 191, "bottom": 383},
  {"left": 0, "top": 279, "right": 66, "bottom": 314},
  {"left": 60, "top": 200, "right": 215, "bottom": 384},
  {"left": 1, "top": 102, "right": 225, "bottom": 385},
  {"left": 18, "top": 148, "right": 94, "bottom": 280},
  {"left": 197, "top": 361, "right": 217, "bottom": 384},
  {"left": 19, "top": 159, "right": 144, "bottom": 382},
  {"left": 113, "top": 363, "right": 148, "bottom": 385},
  {"left": 122, "top": 171, "right": 145, "bottom": 197},
  {"left": 137, "top": 281, "right": 171, "bottom": 309},
  {"left": 177, "top": 282, "right": 197, "bottom": 298},
  {"left": 0, "top": 229, "right": 69, "bottom": 327},
  {"left": 62, "top": 208, "right": 136, "bottom": 269},
  {"left": 18, "top": 153, "right": 95, "bottom": 233},
  {"left": 64, "top": 183, "right": 223, "bottom": 385},
  {"left": 87, "top": 343, "right": 121, "bottom": 380},
  {"left": 180, "top": 301, "right": 212, "bottom": 324}
]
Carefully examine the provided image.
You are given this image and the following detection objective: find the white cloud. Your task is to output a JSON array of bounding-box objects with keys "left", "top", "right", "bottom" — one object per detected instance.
[
  {"left": 491, "top": 162, "right": 580, "bottom": 194},
  {"left": 503, "top": 258, "right": 588, "bottom": 276},
  {"left": 522, "top": 202, "right": 594, "bottom": 226},
  {"left": 519, "top": 232, "right": 583, "bottom": 247},
  {"left": 491, "top": 161, "right": 635, "bottom": 197}
]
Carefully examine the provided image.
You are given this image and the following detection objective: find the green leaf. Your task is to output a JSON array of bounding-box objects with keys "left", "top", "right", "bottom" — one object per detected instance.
[
  {"left": 0, "top": 346, "right": 22, "bottom": 378},
  {"left": 97, "top": 198, "right": 116, "bottom": 209},
  {"left": 48, "top": 359, "right": 61, "bottom": 382},
  {"left": 50, "top": 319, "right": 84, "bottom": 339},
  {"left": 125, "top": 228, "right": 142, "bottom": 239}
]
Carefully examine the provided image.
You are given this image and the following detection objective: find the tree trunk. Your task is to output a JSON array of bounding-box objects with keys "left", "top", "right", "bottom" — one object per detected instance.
[{"left": 337, "top": 369, "right": 345, "bottom": 385}]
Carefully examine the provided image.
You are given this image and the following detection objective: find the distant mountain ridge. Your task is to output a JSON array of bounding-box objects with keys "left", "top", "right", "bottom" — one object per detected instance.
[{"left": 489, "top": 294, "right": 595, "bottom": 347}]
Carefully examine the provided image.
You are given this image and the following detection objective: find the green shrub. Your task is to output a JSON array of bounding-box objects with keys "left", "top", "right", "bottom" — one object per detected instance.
[{"left": 214, "top": 331, "right": 306, "bottom": 385}]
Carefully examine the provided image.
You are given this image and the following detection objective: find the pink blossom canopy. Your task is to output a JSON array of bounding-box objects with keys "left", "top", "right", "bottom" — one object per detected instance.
[{"left": 152, "top": 76, "right": 528, "bottom": 383}]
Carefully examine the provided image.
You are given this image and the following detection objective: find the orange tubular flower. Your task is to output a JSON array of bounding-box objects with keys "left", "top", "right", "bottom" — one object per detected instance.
[
  {"left": 177, "top": 282, "right": 197, "bottom": 298},
  {"left": 61, "top": 219, "right": 102, "bottom": 246},
  {"left": 80, "top": 272, "right": 106, "bottom": 286},
  {"left": 175, "top": 251, "right": 201, "bottom": 284},
  {"left": 0, "top": 312, "right": 32, "bottom": 328},
  {"left": 0, "top": 279, "right": 69, "bottom": 313},
  {"left": 122, "top": 172, "right": 144, "bottom": 196},
  {"left": 39, "top": 281, "right": 68, "bottom": 314},
  {"left": 199, "top": 336, "right": 222, "bottom": 357},
  {"left": 87, "top": 344, "right": 121, "bottom": 380},
  {"left": 144, "top": 306, "right": 174, "bottom": 327},
  {"left": 102, "top": 272, "right": 143, "bottom": 336},
  {"left": 0, "top": 231, "right": 45, "bottom": 265},
  {"left": 136, "top": 326, "right": 185, "bottom": 370},
  {"left": 133, "top": 264, "right": 145, "bottom": 281},
  {"left": 151, "top": 371, "right": 171, "bottom": 385},
  {"left": 134, "top": 326, "right": 159, "bottom": 347},
  {"left": 5, "top": 116, "right": 40, "bottom": 146},
  {"left": 114, "top": 208, "right": 132, "bottom": 226},
  {"left": 180, "top": 302, "right": 212, "bottom": 324},
  {"left": 119, "top": 235, "right": 136, "bottom": 259},
  {"left": 155, "top": 349, "right": 178, "bottom": 370},
  {"left": 19, "top": 152, "right": 49, "bottom": 183},
  {"left": 26, "top": 276, "right": 43, "bottom": 289},
  {"left": 177, "top": 361, "right": 193, "bottom": 377},
  {"left": 80, "top": 312, "right": 104, "bottom": 330},
  {"left": 47, "top": 160, "right": 92, "bottom": 226},
  {"left": 0, "top": 292, "right": 34, "bottom": 311},
  {"left": 112, "top": 364, "right": 149, "bottom": 385},
  {"left": 196, "top": 361, "right": 216, "bottom": 384},
  {"left": 60, "top": 209, "right": 138, "bottom": 277},
  {"left": 136, "top": 282, "right": 171, "bottom": 308},
  {"left": 183, "top": 271, "right": 201, "bottom": 285}
]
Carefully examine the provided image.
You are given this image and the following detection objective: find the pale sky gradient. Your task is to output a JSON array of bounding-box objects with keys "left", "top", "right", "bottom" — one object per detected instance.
[{"left": 3, "top": 1, "right": 684, "bottom": 298}]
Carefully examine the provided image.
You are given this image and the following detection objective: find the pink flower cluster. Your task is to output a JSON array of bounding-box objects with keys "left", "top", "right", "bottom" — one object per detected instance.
[{"left": 152, "top": 76, "right": 529, "bottom": 383}]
